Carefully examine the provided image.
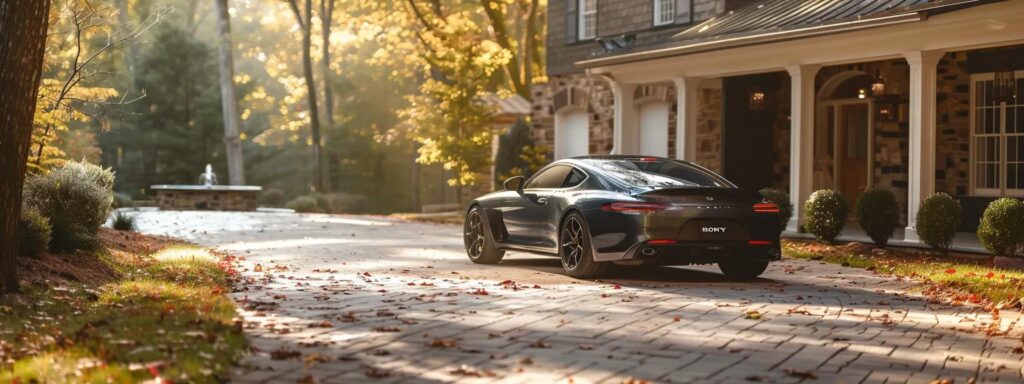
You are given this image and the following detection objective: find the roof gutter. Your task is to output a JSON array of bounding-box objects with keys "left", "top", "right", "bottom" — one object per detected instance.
[{"left": 575, "top": 12, "right": 924, "bottom": 70}]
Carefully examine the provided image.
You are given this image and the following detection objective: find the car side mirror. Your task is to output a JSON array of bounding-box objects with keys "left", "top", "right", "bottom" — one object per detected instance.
[{"left": 503, "top": 176, "right": 525, "bottom": 193}]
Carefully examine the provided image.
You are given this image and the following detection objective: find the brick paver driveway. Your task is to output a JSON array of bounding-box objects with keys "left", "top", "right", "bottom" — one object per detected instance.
[{"left": 133, "top": 211, "right": 1024, "bottom": 383}]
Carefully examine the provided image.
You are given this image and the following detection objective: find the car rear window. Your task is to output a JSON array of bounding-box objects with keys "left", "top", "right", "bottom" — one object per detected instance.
[{"left": 585, "top": 159, "right": 732, "bottom": 188}]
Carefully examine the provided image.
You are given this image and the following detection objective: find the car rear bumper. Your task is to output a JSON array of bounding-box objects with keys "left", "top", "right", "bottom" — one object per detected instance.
[{"left": 596, "top": 241, "right": 781, "bottom": 265}]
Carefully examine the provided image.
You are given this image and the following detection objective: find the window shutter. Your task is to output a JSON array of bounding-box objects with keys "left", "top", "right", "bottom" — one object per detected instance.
[
  {"left": 674, "top": 0, "right": 692, "bottom": 24},
  {"left": 566, "top": 0, "right": 578, "bottom": 43}
]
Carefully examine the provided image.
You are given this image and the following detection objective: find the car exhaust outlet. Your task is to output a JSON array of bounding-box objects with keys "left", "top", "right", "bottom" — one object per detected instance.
[{"left": 641, "top": 247, "right": 656, "bottom": 256}]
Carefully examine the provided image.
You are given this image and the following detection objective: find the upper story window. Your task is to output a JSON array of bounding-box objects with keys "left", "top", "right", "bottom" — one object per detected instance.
[
  {"left": 578, "top": 0, "right": 597, "bottom": 40},
  {"left": 654, "top": 0, "right": 675, "bottom": 26},
  {"left": 970, "top": 72, "right": 1024, "bottom": 197}
]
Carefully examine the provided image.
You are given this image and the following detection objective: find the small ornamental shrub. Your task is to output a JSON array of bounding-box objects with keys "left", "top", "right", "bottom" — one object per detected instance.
[
  {"left": 804, "top": 189, "right": 848, "bottom": 243},
  {"left": 855, "top": 188, "right": 900, "bottom": 248},
  {"left": 916, "top": 193, "right": 962, "bottom": 255},
  {"left": 285, "top": 195, "right": 321, "bottom": 213},
  {"left": 112, "top": 211, "right": 137, "bottom": 232},
  {"left": 259, "top": 189, "right": 285, "bottom": 207},
  {"left": 317, "top": 193, "right": 368, "bottom": 214},
  {"left": 977, "top": 198, "right": 1024, "bottom": 257},
  {"left": 19, "top": 207, "right": 51, "bottom": 258},
  {"left": 24, "top": 160, "right": 114, "bottom": 252},
  {"left": 758, "top": 188, "right": 793, "bottom": 231}
]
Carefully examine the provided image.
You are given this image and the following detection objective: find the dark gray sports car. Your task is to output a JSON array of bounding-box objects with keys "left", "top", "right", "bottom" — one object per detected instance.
[{"left": 463, "top": 156, "right": 782, "bottom": 279}]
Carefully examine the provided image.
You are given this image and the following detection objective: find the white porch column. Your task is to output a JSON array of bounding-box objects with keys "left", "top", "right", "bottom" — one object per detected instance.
[
  {"left": 672, "top": 77, "right": 701, "bottom": 162},
  {"left": 903, "top": 51, "right": 943, "bottom": 242},
  {"left": 785, "top": 64, "right": 820, "bottom": 233},
  {"left": 610, "top": 79, "right": 639, "bottom": 155}
]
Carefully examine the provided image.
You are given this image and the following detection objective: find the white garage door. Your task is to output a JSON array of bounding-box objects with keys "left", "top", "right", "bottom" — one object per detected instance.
[
  {"left": 639, "top": 102, "right": 670, "bottom": 157},
  {"left": 554, "top": 109, "right": 589, "bottom": 159}
]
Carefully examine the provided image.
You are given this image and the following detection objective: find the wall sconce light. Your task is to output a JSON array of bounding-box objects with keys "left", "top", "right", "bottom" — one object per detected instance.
[
  {"left": 749, "top": 86, "right": 766, "bottom": 111},
  {"left": 871, "top": 69, "right": 886, "bottom": 97},
  {"left": 857, "top": 88, "right": 867, "bottom": 99},
  {"left": 994, "top": 64, "right": 1017, "bottom": 103}
]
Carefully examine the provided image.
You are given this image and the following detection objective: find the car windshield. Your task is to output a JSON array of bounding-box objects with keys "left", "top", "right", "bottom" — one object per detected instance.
[{"left": 584, "top": 159, "right": 733, "bottom": 188}]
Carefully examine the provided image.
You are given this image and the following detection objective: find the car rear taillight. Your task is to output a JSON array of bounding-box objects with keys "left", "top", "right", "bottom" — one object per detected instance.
[
  {"left": 601, "top": 202, "right": 668, "bottom": 214},
  {"left": 753, "top": 202, "right": 780, "bottom": 213},
  {"left": 647, "top": 239, "right": 677, "bottom": 245}
]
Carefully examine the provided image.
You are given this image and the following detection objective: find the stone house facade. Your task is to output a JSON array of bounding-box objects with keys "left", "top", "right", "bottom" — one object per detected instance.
[{"left": 532, "top": 0, "right": 1024, "bottom": 238}]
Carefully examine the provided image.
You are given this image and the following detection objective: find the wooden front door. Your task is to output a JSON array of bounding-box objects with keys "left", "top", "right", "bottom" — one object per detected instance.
[{"left": 836, "top": 103, "right": 870, "bottom": 211}]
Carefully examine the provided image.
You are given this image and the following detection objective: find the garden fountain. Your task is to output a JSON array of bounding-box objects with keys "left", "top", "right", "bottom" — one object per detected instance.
[{"left": 150, "top": 164, "right": 262, "bottom": 211}]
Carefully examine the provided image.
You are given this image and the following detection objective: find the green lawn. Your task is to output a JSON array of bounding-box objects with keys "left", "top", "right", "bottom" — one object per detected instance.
[
  {"left": 0, "top": 243, "right": 245, "bottom": 383},
  {"left": 784, "top": 239, "right": 1024, "bottom": 309}
]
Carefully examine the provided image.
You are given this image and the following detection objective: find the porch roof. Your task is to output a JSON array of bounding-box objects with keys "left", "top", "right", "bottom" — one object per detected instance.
[{"left": 576, "top": 0, "right": 995, "bottom": 69}]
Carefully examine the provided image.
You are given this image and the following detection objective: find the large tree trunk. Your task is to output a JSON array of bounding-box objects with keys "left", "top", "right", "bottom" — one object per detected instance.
[
  {"left": 290, "top": 0, "right": 324, "bottom": 192},
  {"left": 214, "top": 0, "right": 246, "bottom": 185},
  {"left": 320, "top": 0, "right": 335, "bottom": 192},
  {"left": 0, "top": 0, "right": 52, "bottom": 293}
]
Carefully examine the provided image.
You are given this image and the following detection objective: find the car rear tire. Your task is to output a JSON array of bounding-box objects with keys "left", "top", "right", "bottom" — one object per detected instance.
[
  {"left": 718, "top": 259, "right": 769, "bottom": 280},
  {"left": 560, "top": 212, "right": 610, "bottom": 279},
  {"left": 464, "top": 207, "right": 504, "bottom": 264}
]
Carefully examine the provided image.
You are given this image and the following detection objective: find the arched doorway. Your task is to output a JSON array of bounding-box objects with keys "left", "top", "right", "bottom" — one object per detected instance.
[
  {"left": 817, "top": 71, "right": 875, "bottom": 210},
  {"left": 638, "top": 100, "right": 670, "bottom": 157},
  {"left": 554, "top": 108, "right": 589, "bottom": 159}
]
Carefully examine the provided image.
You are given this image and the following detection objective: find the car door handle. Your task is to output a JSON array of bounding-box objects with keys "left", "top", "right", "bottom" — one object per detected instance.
[{"left": 536, "top": 197, "right": 548, "bottom": 205}]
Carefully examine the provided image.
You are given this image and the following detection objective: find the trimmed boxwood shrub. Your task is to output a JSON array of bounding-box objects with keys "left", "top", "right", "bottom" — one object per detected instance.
[
  {"left": 855, "top": 188, "right": 900, "bottom": 248},
  {"left": 285, "top": 195, "right": 321, "bottom": 213},
  {"left": 19, "top": 207, "right": 51, "bottom": 258},
  {"left": 804, "top": 189, "right": 848, "bottom": 243},
  {"left": 759, "top": 188, "right": 793, "bottom": 231},
  {"left": 259, "top": 189, "right": 286, "bottom": 207},
  {"left": 23, "top": 160, "right": 114, "bottom": 252},
  {"left": 916, "top": 193, "right": 961, "bottom": 255},
  {"left": 977, "top": 198, "right": 1024, "bottom": 257}
]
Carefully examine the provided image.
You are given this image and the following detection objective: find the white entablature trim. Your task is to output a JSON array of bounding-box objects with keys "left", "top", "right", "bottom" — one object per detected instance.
[{"left": 585, "top": 1, "right": 1024, "bottom": 83}]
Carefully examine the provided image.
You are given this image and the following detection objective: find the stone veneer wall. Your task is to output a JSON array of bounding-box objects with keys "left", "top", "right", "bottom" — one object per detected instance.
[
  {"left": 154, "top": 189, "right": 260, "bottom": 211},
  {"left": 531, "top": 74, "right": 724, "bottom": 170},
  {"left": 531, "top": 73, "right": 615, "bottom": 156},
  {"left": 935, "top": 51, "right": 971, "bottom": 196}
]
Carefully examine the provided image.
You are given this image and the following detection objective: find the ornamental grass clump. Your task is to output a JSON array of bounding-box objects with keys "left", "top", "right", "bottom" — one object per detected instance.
[
  {"left": 855, "top": 188, "right": 900, "bottom": 248},
  {"left": 23, "top": 160, "right": 114, "bottom": 252},
  {"left": 759, "top": 188, "right": 793, "bottom": 231},
  {"left": 916, "top": 193, "right": 962, "bottom": 255},
  {"left": 111, "top": 211, "right": 137, "bottom": 232},
  {"left": 804, "top": 189, "right": 848, "bottom": 243},
  {"left": 977, "top": 198, "right": 1024, "bottom": 257}
]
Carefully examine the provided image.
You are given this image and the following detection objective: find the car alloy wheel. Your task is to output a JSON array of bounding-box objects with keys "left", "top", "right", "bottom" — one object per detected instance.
[
  {"left": 561, "top": 216, "right": 585, "bottom": 271},
  {"left": 465, "top": 210, "right": 485, "bottom": 260}
]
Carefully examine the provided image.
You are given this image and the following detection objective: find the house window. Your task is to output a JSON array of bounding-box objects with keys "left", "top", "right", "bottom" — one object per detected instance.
[
  {"left": 579, "top": 0, "right": 597, "bottom": 40},
  {"left": 970, "top": 72, "right": 1024, "bottom": 197},
  {"left": 654, "top": 0, "right": 675, "bottom": 26}
]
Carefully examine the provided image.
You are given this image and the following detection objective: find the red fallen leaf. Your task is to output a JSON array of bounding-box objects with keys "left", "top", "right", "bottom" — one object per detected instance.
[
  {"left": 601, "top": 293, "right": 609, "bottom": 298},
  {"left": 673, "top": 316, "right": 681, "bottom": 322},
  {"left": 944, "top": 268, "right": 957, "bottom": 275},
  {"left": 498, "top": 280, "right": 515, "bottom": 286},
  {"left": 783, "top": 368, "right": 818, "bottom": 379},
  {"left": 429, "top": 338, "right": 459, "bottom": 348},
  {"left": 419, "top": 282, "right": 435, "bottom": 286},
  {"left": 310, "top": 321, "right": 334, "bottom": 328},
  {"left": 362, "top": 272, "right": 372, "bottom": 276},
  {"left": 471, "top": 288, "right": 489, "bottom": 295},
  {"left": 532, "top": 284, "right": 542, "bottom": 289},
  {"left": 376, "top": 310, "right": 396, "bottom": 317},
  {"left": 270, "top": 347, "right": 302, "bottom": 360},
  {"left": 613, "top": 285, "right": 622, "bottom": 289},
  {"left": 407, "top": 282, "right": 416, "bottom": 286},
  {"left": 372, "top": 326, "right": 401, "bottom": 332},
  {"left": 986, "top": 272, "right": 996, "bottom": 279},
  {"left": 529, "top": 340, "right": 551, "bottom": 348}
]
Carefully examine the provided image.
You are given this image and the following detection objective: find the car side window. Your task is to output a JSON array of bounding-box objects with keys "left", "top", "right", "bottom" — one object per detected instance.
[
  {"left": 562, "top": 168, "right": 587, "bottom": 188},
  {"left": 525, "top": 165, "right": 572, "bottom": 189}
]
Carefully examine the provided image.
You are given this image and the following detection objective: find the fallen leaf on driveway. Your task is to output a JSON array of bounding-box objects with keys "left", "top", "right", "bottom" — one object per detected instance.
[
  {"left": 429, "top": 338, "right": 459, "bottom": 348},
  {"left": 529, "top": 340, "right": 551, "bottom": 348},
  {"left": 746, "top": 311, "right": 763, "bottom": 320},
  {"left": 450, "top": 364, "right": 497, "bottom": 377},
  {"left": 270, "top": 347, "right": 302, "bottom": 360},
  {"left": 579, "top": 344, "right": 594, "bottom": 350},
  {"left": 372, "top": 326, "right": 401, "bottom": 332},
  {"left": 782, "top": 368, "right": 818, "bottom": 379}
]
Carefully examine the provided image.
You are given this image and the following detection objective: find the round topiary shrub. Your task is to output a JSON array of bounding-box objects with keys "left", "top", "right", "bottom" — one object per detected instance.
[
  {"left": 759, "top": 188, "right": 793, "bottom": 231},
  {"left": 916, "top": 193, "right": 961, "bottom": 255},
  {"left": 285, "top": 195, "right": 321, "bottom": 213},
  {"left": 804, "top": 189, "right": 848, "bottom": 243},
  {"left": 977, "top": 198, "right": 1024, "bottom": 257},
  {"left": 855, "top": 188, "right": 900, "bottom": 248},
  {"left": 19, "top": 207, "right": 51, "bottom": 258},
  {"left": 23, "top": 160, "right": 114, "bottom": 252}
]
